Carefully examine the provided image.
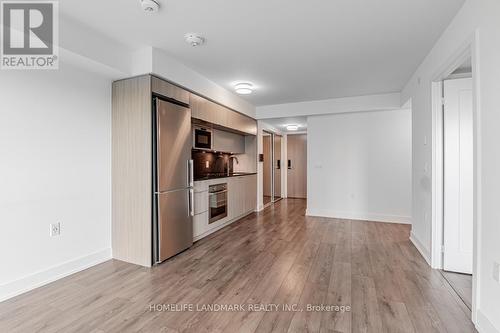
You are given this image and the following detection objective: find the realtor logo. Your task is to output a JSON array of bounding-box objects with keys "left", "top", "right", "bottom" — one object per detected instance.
[{"left": 1, "top": 1, "right": 58, "bottom": 69}]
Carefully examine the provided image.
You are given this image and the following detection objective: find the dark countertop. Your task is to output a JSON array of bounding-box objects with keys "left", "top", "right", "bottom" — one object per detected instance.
[{"left": 194, "top": 172, "right": 257, "bottom": 182}]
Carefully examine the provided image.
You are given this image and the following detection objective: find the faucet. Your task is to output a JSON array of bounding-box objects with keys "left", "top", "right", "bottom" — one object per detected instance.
[
  {"left": 229, "top": 155, "right": 239, "bottom": 165},
  {"left": 227, "top": 155, "right": 239, "bottom": 176}
]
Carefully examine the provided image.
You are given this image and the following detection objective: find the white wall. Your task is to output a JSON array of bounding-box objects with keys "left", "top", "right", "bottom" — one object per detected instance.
[
  {"left": 130, "top": 47, "right": 257, "bottom": 119},
  {"left": 401, "top": 0, "right": 500, "bottom": 330},
  {"left": 0, "top": 62, "right": 112, "bottom": 301},
  {"left": 256, "top": 92, "right": 401, "bottom": 119},
  {"left": 306, "top": 109, "right": 412, "bottom": 224}
]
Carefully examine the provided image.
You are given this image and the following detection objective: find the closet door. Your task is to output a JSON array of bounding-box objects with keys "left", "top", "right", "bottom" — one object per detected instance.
[{"left": 287, "top": 134, "right": 307, "bottom": 199}]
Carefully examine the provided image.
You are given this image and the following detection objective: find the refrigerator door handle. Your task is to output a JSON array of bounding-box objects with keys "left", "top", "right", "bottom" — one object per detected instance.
[
  {"left": 188, "top": 159, "right": 194, "bottom": 187},
  {"left": 189, "top": 188, "right": 195, "bottom": 216}
]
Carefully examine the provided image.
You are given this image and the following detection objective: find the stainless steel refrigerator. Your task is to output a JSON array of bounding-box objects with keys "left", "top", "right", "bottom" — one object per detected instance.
[{"left": 153, "top": 97, "right": 194, "bottom": 264}]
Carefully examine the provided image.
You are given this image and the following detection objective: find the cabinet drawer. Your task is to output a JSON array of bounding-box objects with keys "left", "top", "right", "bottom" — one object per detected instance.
[{"left": 194, "top": 190, "right": 208, "bottom": 215}]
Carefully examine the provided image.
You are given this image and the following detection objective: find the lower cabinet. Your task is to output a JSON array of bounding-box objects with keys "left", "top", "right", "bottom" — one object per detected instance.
[
  {"left": 193, "top": 211, "right": 209, "bottom": 238},
  {"left": 228, "top": 175, "right": 257, "bottom": 220},
  {"left": 193, "top": 175, "right": 256, "bottom": 241}
]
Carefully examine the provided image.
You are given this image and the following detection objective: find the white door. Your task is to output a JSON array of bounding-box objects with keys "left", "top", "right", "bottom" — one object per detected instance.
[{"left": 443, "top": 77, "right": 473, "bottom": 274}]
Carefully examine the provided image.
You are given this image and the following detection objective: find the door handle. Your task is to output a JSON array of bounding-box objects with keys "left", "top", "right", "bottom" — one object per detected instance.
[
  {"left": 288, "top": 159, "right": 292, "bottom": 169},
  {"left": 189, "top": 188, "right": 194, "bottom": 217},
  {"left": 277, "top": 160, "right": 281, "bottom": 170},
  {"left": 187, "top": 159, "right": 194, "bottom": 187}
]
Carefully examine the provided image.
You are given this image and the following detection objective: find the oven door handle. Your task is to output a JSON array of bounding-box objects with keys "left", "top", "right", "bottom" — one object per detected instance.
[{"left": 209, "top": 190, "right": 227, "bottom": 195}]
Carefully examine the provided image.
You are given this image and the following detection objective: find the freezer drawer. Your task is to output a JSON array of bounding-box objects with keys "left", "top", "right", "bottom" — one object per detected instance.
[{"left": 157, "top": 189, "right": 193, "bottom": 262}]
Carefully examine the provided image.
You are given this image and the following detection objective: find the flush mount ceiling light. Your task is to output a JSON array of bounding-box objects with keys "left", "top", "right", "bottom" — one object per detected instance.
[
  {"left": 286, "top": 125, "right": 299, "bottom": 131},
  {"left": 234, "top": 82, "right": 254, "bottom": 95},
  {"left": 184, "top": 33, "right": 205, "bottom": 47},
  {"left": 141, "top": 0, "right": 160, "bottom": 13}
]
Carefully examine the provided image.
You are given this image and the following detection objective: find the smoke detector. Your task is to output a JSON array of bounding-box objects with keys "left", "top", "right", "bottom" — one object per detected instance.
[
  {"left": 184, "top": 33, "right": 205, "bottom": 47},
  {"left": 141, "top": 0, "right": 159, "bottom": 13}
]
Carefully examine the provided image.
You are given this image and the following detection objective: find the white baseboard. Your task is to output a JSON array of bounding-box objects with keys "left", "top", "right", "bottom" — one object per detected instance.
[
  {"left": 476, "top": 310, "right": 499, "bottom": 333},
  {"left": 0, "top": 248, "right": 112, "bottom": 302},
  {"left": 305, "top": 209, "right": 411, "bottom": 224},
  {"left": 409, "top": 231, "right": 431, "bottom": 265}
]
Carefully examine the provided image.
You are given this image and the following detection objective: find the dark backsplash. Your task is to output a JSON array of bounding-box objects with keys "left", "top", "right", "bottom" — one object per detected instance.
[{"left": 192, "top": 150, "right": 233, "bottom": 179}]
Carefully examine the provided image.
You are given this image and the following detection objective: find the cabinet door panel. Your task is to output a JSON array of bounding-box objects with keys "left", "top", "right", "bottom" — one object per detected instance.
[
  {"left": 152, "top": 77, "right": 190, "bottom": 105},
  {"left": 194, "top": 190, "right": 208, "bottom": 215},
  {"left": 190, "top": 94, "right": 213, "bottom": 123},
  {"left": 193, "top": 211, "right": 209, "bottom": 238}
]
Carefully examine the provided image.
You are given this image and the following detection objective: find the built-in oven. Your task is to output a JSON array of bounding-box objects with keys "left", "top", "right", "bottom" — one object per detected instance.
[
  {"left": 193, "top": 126, "right": 212, "bottom": 150},
  {"left": 209, "top": 183, "right": 227, "bottom": 223}
]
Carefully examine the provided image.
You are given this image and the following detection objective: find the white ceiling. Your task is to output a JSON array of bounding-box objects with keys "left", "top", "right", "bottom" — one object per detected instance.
[
  {"left": 263, "top": 117, "right": 308, "bottom": 133},
  {"left": 60, "top": 0, "right": 465, "bottom": 106}
]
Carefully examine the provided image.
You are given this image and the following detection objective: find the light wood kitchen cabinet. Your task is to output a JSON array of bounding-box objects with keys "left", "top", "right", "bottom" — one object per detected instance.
[
  {"left": 112, "top": 75, "right": 153, "bottom": 267},
  {"left": 213, "top": 103, "right": 228, "bottom": 127},
  {"left": 193, "top": 211, "right": 209, "bottom": 238},
  {"left": 190, "top": 93, "right": 257, "bottom": 135},
  {"left": 244, "top": 174, "right": 258, "bottom": 212},
  {"left": 212, "top": 129, "right": 245, "bottom": 154},
  {"left": 228, "top": 177, "right": 243, "bottom": 219},
  {"left": 241, "top": 115, "right": 258, "bottom": 136},
  {"left": 193, "top": 175, "right": 256, "bottom": 241},
  {"left": 194, "top": 190, "right": 208, "bottom": 215},
  {"left": 190, "top": 93, "right": 214, "bottom": 123},
  {"left": 151, "top": 76, "right": 190, "bottom": 105},
  {"left": 226, "top": 109, "right": 257, "bottom": 135},
  {"left": 228, "top": 175, "right": 257, "bottom": 220}
]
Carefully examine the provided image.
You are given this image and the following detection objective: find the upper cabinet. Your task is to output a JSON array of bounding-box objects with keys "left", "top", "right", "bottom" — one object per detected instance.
[
  {"left": 190, "top": 93, "right": 214, "bottom": 123},
  {"left": 152, "top": 77, "right": 190, "bottom": 105},
  {"left": 190, "top": 94, "right": 257, "bottom": 136},
  {"left": 212, "top": 129, "right": 245, "bottom": 154}
]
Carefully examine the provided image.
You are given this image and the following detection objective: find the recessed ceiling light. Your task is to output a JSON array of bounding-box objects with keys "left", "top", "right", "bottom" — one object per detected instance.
[
  {"left": 234, "top": 82, "right": 254, "bottom": 95},
  {"left": 184, "top": 33, "right": 205, "bottom": 47},
  {"left": 286, "top": 125, "right": 299, "bottom": 131},
  {"left": 141, "top": 0, "right": 160, "bottom": 13}
]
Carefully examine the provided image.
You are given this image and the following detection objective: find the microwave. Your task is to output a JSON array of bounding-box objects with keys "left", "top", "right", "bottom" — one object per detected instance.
[{"left": 193, "top": 126, "right": 212, "bottom": 150}]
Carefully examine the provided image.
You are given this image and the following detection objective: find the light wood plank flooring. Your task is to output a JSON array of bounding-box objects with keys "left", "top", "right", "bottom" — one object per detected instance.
[
  {"left": 440, "top": 271, "right": 473, "bottom": 311},
  {"left": 0, "top": 199, "right": 475, "bottom": 332}
]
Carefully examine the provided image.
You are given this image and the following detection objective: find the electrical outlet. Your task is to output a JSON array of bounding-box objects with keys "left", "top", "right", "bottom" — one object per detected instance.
[
  {"left": 50, "top": 223, "right": 60, "bottom": 237},
  {"left": 493, "top": 262, "right": 500, "bottom": 283}
]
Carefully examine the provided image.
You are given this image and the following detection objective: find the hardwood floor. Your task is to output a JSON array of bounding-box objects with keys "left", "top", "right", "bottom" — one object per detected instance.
[
  {"left": 440, "top": 271, "right": 473, "bottom": 311},
  {"left": 0, "top": 199, "right": 476, "bottom": 332}
]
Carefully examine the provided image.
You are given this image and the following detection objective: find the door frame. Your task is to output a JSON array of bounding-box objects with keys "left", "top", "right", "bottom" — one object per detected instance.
[
  {"left": 273, "top": 133, "right": 283, "bottom": 202},
  {"left": 430, "top": 31, "right": 480, "bottom": 323},
  {"left": 262, "top": 130, "right": 274, "bottom": 208}
]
